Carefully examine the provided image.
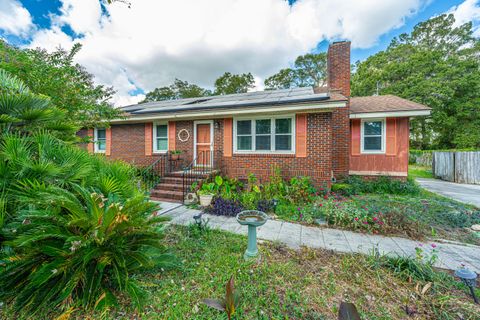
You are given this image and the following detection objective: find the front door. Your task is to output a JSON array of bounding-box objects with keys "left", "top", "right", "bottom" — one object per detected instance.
[{"left": 195, "top": 121, "right": 213, "bottom": 166}]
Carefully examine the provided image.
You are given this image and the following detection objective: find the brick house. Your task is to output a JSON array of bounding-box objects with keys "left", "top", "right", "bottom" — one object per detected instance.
[{"left": 80, "top": 41, "right": 430, "bottom": 201}]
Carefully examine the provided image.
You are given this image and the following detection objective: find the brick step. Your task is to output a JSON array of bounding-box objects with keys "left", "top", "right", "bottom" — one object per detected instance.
[
  {"left": 154, "top": 183, "right": 183, "bottom": 191},
  {"left": 166, "top": 171, "right": 212, "bottom": 179},
  {"left": 150, "top": 196, "right": 183, "bottom": 204},
  {"left": 160, "top": 176, "right": 184, "bottom": 184},
  {"left": 150, "top": 189, "right": 184, "bottom": 201}
]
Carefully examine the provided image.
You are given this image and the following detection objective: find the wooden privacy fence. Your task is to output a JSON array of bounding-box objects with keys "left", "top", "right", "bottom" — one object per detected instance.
[{"left": 433, "top": 151, "right": 480, "bottom": 184}]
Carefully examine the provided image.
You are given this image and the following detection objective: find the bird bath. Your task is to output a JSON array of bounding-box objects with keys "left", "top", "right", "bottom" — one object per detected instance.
[{"left": 236, "top": 210, "right": 268, "bottom": 261}]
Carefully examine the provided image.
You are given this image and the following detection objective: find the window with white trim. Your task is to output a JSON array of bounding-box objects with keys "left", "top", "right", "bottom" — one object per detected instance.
[
  {"left": 234, "top": 116, "right": 294, "bottom": 153},
  {"left": 153, "top": 123, "right": 168, "bottom": 153},
  {"left": 94, "top": 128, "right": 106, "bottom": 153},
  {"left": 361, "top": 119, "right": 385, "bottom": 153}
]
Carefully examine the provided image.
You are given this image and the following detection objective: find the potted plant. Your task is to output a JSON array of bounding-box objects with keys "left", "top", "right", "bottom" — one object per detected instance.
[
  {"left": 198, "top": 182, "right": 215, "bottom": 206},
  {"left": 170, "top": 150, "right": 182, "bottom": 161}
]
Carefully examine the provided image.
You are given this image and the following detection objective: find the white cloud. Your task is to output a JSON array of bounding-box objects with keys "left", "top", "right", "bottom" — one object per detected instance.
[
  {"left": 449, "top": 0, "right": 480, "bottom": 37},
  {"left": 24, "top": 0, "right": 430, "bottom": 106},
  {"left": 0, "top": 0, "right": 34, "bottom": 36}
]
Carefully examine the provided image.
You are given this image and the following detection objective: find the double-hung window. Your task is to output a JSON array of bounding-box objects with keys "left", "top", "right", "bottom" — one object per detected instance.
[
  {"left": 361, "top": 119, "right": 385, "bottom": 153},
  {"left": 153, "top": 123, "right": 168, "bottom": 153},
  {"left": 234, "top": 116, "right": 294, "bottom": 153},
  {"left": 94, "top": 128, "right": 106, "bottom": 153}
]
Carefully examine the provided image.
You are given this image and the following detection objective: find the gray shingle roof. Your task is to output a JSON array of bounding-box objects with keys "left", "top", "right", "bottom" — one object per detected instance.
[
  {"left": 350, "top": 95, "right": 431, "bottom": 114},
  {"left": 121, "top": 87, "right": 344, "bottom": 115}
]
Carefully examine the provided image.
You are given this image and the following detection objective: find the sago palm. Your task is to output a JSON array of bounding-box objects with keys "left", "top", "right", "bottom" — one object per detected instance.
[{"left": 0, "top": 185, "right": 174, "bottom": 315}]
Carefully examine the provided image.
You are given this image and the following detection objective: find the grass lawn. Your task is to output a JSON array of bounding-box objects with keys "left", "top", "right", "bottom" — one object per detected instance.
[
  {"left": 409, "top": 165, "right": 434, "bottom": 179},
  {"left": 37, "top": 225, "right": 476, "bottom": 320}
]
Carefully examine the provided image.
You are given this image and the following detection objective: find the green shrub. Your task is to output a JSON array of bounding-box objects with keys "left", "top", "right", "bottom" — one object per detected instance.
[
  {"left": 0, "top": 186, "right": 174, "bottom": 315},
  {"left": 0, "top": 68, "right": 175, "bottom": 315},
  {"left": 330, "top": 183, "right": 353, "bottom": 196},
  {"left": 343, "top": 176, "right": 420, "bottom": 195}
]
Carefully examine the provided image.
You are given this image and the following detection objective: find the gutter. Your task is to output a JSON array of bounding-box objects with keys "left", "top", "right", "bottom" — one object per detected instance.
[{"left": 349, "top": 110, "right": 431, "bottom": 119}]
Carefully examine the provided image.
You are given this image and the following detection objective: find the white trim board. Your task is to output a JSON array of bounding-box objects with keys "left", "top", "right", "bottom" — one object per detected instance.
[
  {"left": 111, "top": 101, "right": 346, "bottom": 124},
  {"left": 350, "top": 110, "right": 430, "bottom": 119}
]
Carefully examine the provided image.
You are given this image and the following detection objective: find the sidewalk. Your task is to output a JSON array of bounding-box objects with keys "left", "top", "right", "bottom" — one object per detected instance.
[
  {"left": 162, "top": 205, "right": 480, "bottom": 273},
  {"left": 416, "top": 178, "right": 480, "bottom": 208}
]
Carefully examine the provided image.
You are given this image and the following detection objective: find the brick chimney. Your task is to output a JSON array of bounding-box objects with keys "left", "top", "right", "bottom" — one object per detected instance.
[
  {"left": 327, "top": 41, "right": 351, "bottom": 179},
  {"left": 327, "top": 41, "right": 351, "bottom": 96}
]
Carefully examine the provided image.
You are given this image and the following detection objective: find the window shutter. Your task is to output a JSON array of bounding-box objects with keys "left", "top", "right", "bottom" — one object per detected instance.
[
  {"left": 168, "top": 121, "right": 176, "bottom": 151},
  {"left": 105, "top": 128, "right": 112, "bottom": 156},
  {"left": 224, "top": 118, "right": 232, "bottom": 157},
  {"left": 295, "top": 114, "right": 307, "bottom": 158},
  {"left": 145, "top": 123, "right": 153, "bottom": 156},
  {"left": 87, "top": 128, "right": 94, "bottom": 154},
  {"left": 351, "top": 119, "right": 360, "bottom": 155},
  {"left": 386, "top": 118, "right": 396, "bottom": 156}
]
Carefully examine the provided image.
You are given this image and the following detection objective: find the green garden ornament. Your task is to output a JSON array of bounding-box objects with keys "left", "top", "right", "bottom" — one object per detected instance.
[{"left": 236, "top": 210, "right": 268, "bottom": 261}]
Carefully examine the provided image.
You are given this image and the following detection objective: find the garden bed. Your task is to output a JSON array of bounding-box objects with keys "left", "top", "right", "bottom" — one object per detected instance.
[
  {"left": 196, "top": 172, "right": 480, "bottom": 246},
  {"left": 274, "top": 191, "right": 480, "bottom": 246},
  {"left": 9, "top": 226, "right": 477, "bottom": 319}
]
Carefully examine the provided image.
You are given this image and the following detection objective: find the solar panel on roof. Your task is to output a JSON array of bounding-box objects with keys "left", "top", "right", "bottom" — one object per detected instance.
[{"left": 123, "top": 86, "right": 331, "bottom": 114}]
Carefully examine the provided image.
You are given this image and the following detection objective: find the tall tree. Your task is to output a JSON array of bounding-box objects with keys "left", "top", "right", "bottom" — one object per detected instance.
[
  {"left": 264, "top": 52, "right": 327, "bottom": 90},
  {"left": 214, "top": 72, "right": 255, "bottom": 95},
  {"left": 352, "top": 14, "right": 480, "bottom": 149},
  {"left": 0, "top": 41, "right": 119, "bottom": 128},
  {"left": 141, "top": 79, "right": 211, "bottom": 102}
]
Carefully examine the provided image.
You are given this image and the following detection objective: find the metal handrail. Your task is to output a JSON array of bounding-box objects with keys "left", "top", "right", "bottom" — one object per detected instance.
[
  {"left": 182, "top": 150, "right": 223, "bottom": 201},
  {"left": 140, "top": 152, "right": 169, "bottom": 191}
]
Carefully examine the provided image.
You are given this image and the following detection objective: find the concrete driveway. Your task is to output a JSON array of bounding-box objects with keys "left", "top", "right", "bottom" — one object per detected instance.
[{"left": 416, "top": 178, "right": 480, "bottom": 208}]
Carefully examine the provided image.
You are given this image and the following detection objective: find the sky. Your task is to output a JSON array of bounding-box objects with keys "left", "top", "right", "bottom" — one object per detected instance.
[{"left": 0, "top": 0, "right": 479, "bottom": 106}]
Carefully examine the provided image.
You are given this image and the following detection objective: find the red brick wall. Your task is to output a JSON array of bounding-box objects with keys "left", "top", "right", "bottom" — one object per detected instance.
[
  {"left": 95, "top": 113, "right": 332, "bottom": 186},
  {"left": 328, "top": 41, "right": 351, "bottom": 179},
  {"left": 221, "top": 113, "right": 333, "bottom": 186}
]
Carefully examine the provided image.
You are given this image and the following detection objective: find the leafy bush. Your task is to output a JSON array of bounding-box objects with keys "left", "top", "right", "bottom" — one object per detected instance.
[
  {"left": 0, "top": 187, "right": 174, "bottom": 314},
  {"left": 343, "top": 176, "right": 420, "bottom": 195},
  {"left": 0, "top": 68, "right": 175, "bottom": 315},
  {"left": 0, "top": 133, "right": 142, "bottom": 228},
  {"left": 256, "top": 199, "right": 275, "bottom": 213},
  {"left": 331, "top": 183, "right": 354, "bottom": 196},
  {"left": 206, "top": 197, "right": 244, "bottom": 217}
]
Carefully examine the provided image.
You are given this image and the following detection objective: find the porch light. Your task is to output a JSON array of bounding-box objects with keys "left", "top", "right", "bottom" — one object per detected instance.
[
  {"left": 272, "top": 198, "right": 278, "bottom": 213},
  {"left": 454, "top": 268, "right": 478, "bottom": 304},
  {"left": 193, "top": 212, "right": 203, "bottom": 228}
]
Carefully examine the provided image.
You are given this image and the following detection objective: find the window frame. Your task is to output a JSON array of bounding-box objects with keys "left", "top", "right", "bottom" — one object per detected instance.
[
  {"left": 94, "top": 127, "right": 106, "bottom": 153},
  {"left": 153, "top": 122, "right": 169, "bottom": 154},
  {"left": 360, "top": 118, "right": 386, "bottom": 154},
  {"left": 233, "top": 115, "right": 295, "bottom": 154}
]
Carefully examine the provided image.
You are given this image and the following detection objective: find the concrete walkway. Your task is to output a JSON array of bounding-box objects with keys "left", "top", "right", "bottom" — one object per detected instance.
[
  {"left": 417, "top": 178, "right": 480, "bottom": 208},
  {"left": 161, "top": 205, "right": 480, "bottom": 273}
]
